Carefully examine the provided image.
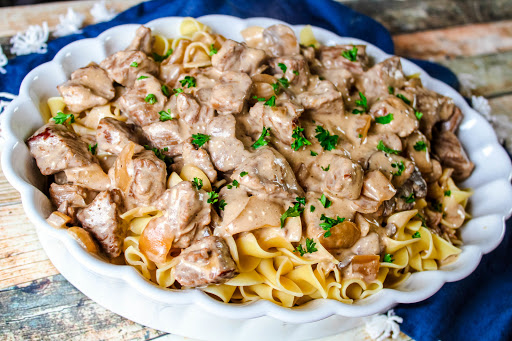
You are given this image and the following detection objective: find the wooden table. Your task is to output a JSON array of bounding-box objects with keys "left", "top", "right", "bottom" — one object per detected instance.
[{"left": 1, "top": 1, "right": 511, "bottom": 340}]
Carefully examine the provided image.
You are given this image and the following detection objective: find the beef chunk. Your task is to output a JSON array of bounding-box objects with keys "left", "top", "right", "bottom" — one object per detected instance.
[
  {"left": 318, "top": 44, "right": 369, "bottom": 73},
  {"left": 27, "top": 123, "right": 95, "bottom": 175},
  {"left": 441, "top": 106, "right": 463, "bottom": 134},
  {"left": 77, "top": 189, "right": 125, "bottom": 257},
  {"left": 210, "top": 71, "right": 252, "bottom": 114},
  {"left": 182, "top": 142, "right": 217, "bottom": 183},
  {"left": 414, "top": 87, "right": 456, "bottom": 139},
  {"left": 142, "top": 120, "right": 188, "bottom": 157},
  {"left": 174, "top": 236, "right": 238, "bottom": 288},
  {"left": 387, "top": 168, "right": 428, "bottom": 213},
  {"left": 370, "top": 96, "right": 418, "bottom": 138},
  {"left": 432, "top": 130, "right": 474, "bottom": 181},
  {"left": 96, "top": 117, "right": 140, "bottom": 154},
  {"left": 248, "top": 99, "right": 304, "bottom": 144},
  {"left": 269, "top": 55, "right": 310, "bottom": 90},
  {"left": 323, "top": 155, "right": 364, "bottom": 200},
  {"left": 126, "top": 26, "right": 153, "bottom": 55},
  {"left": 49, "top": 183, "right": 96, "bottom": 223},
  {"left": 232, "top": 147, "right": 304, "bottom": 201},
  {"left": 356, "top": 56, "right": 406, "bottom": 103},
  {"left": 212, "top": 39, "right": 266, "bottom": 75},
  {"left": 296, "top": 78, "right": 342, "bottom": 111},
  {"left": 262, "top": 24, "right": 300, "bottom": 57},
  {"left": 58, "top": 64, "right": 115, "bottom": 113},
  {"left": 139, "top": 181, "right": 211, "bottom": 263},
  {"left": 100, "top": 50, "right": 159, "bottom": 87},
  {"left": 117, "top": 74, "right": 167, "bottom": 126}
]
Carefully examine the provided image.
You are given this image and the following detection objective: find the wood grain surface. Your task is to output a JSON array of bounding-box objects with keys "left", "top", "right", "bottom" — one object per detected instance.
[{"left": 1, "top": 0, "right": 511, "bottom": 340}]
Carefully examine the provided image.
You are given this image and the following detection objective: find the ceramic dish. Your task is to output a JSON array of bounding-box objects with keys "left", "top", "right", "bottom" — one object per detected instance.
[{"left": 2, "top": 15, "right": 512, "bottom": 340}]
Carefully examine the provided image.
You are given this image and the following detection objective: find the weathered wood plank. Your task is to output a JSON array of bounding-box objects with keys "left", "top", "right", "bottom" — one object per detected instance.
[
  {"left": 489, "top": 94, "right": 512, "bottom": 118},
  {"left": 0, "top": 167, "right": 21, "bottom": 206},
  {"left": 339, "top": 0, "right": 512, "bottom": 34},
  {"left": 0, "top": 274, "right": 166, "bottom": 340},
  {"left": 394, "top": 20, "right": 512, "bottom": 60}
]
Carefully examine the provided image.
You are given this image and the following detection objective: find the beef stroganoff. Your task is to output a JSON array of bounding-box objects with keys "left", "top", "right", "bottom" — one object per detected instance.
[{"left": 28, "top": 18, "right": 474, "bottom": 307}]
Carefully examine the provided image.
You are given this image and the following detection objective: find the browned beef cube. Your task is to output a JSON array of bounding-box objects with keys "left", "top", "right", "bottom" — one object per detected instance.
[{"left": 96, "top": 117, "right": 140, "bottom": 154}]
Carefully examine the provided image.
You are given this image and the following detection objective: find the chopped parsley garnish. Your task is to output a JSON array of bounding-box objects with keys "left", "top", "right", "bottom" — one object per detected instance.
[
  {"left": 137, "top": 75, "right": 148, "bottom": 80},
  {"left": 240, "top": 171, "right": 248, "bottom": 177},
  {"left": 271, "top": 83, "right": 280, "bottom": 93},
  {"left": 388, "top": 86, "right": 395, "bottom": 94},
  {"left": 383, "top": 253, "right": 394, "bottom": 263},
  {"left": 227, "top": 179, "right": 239, "bottom": 189},
  {"left": 152, "top": 49, "right": 173, "bottom": 62},
  {"left": 432, "top": 200, "right": 443, "bottom": 213},
  {"left": 53, "top": 112, "right": 75, "bottom": 124},
  {"left": 391, "top": 160, "right": 405, "bottom": 176},
  {"left": 278, "top": 77, "right": 290, "bottom": 88},
  {"left": 144, "top": 145, "right": 173, "bottom": 166},
  {"left": 319, "top": 214, "right": 345, "bottom": 238},
  {"left": 173, "top": 88, "right": 184, "bottom": 96},
  {"left": 88, "top": 143, "right": 98, "bottom": 155},
  {"left": 278, "top": 63, "right": 287, "bottom": 73},
  {"left": 218, "top": 199, "right": 227, "bottom": 210},
  {"left": 414, "top": 141, "right": 427, "bottom": 151},
  {"left": 416, "top": 213, "right": 427, "bottom": 227},
  {"left": 310, "top": 150, "right": 318, "bottom": 156},
  {"left": 191, "top": 133, "right": 210, "bottom": 147},
  {"left": 158, "top": 109, "right": 173, "bottom": 122},
  {"left": 292, "top": 70, "right": 299, "bottom": 75},
  {"left": 358, "top": 134, "right": 363, "bottom": 138},
  {"left": 415, "top": 111, "right": 423, "bottom": 120},
  {"left": 192, "top": 177, "right": 203, "bottom": 190},
  {"left": 310, "top": 205, "right": 316, "bottom": 212},
  {"left": 375, "top": 113, "right": 394, "bottom": 124},
  {"left": 252, "top": 95, "right": 266, "bottom": 102},
  {"left": 396, "top": 94, "right": 411, "bottom": 105},
  {"left": 291, "top": 126, "right": 312, "bottom": 151},
  {"left": 145, "top": 94, "right": 157, "bottom": 104},
  {"left": 341, "top": 45, "right": 358, "bottom": 62},
  {"left": 412, "top": 231, "right": 421, "bottom": 239},
  {"left": 444, "top": 190, "right": 451, "bottom": 197},
  {"left": 280, "top": 201, "right": 304, "bottom": 228},
  {"left": 130, "top": 61, "right": 139, "bottom": 67},
  {"left": 319, "top": 194, "right": 332, "bottom": 208},
  {"left": 252, "top": 127, "right": 271, "bottom": 149},
  {"left": 296, "top": 197, "right": 306, "bottom": 206},
  {"left": 402, "top": 193, "right": 415, "bottom": 204},
  {"left": 161, "top": 84, "right": 170, "bottom": 97},
  {"left": 321, "top": 164, "right": 330, "bottom": 171},
  {"left": 207, "top": 191, "right": 219, "bottom": 204},
  {"left": 352, "top": 92, "right": 368, "bottom": 115},
  {"left": 315, "top": 126, "right": 339, "bottom": 151},
  {"left": 209, "top": 44, "right": 218, "bottom": 56},
  {"left": 294, "top": 238, "right": 318, "bottom": 256},
  {"left": 179, "top": 76, "right": 196, "bottom": 88},
  {"left": 377, "top": 140, "right": 401, "bottom": 155},
  {"left": 264, "top": 95, "right": 276, "bottom": 107}
]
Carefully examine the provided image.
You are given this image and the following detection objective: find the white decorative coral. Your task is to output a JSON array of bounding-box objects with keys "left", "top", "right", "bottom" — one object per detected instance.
[
  {"left": 10, "top": 22, "right": 49, "bottom": 56},
  {"left": 365, "top": 309, "right": 403, "bottom": 341},
  {"left": 91, "top": 1, "right": 117, "bottom": 23},
  {"left": 0, "top": 46, "right": 7, "bottom": 74},
  {"left": 53, "top": 8, "right": 85, "bottom": 37},
  {"left": 458, "top": 73, "right": 478, "bottom": 97},
  {"left": 472, "top": 95, "right": 512, "bottom": 151}
]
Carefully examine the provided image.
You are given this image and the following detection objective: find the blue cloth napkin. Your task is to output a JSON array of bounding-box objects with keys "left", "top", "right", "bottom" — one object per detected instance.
[{"left": 0, "top": 1, "right": 509, "bottom": 340}]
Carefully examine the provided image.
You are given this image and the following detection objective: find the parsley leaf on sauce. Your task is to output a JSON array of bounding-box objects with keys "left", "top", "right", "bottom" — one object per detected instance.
[
  {"left": 375, "top": 113, "right": 394, "bottom": 124},
  {"left": 240, "top": 171, "right": 248, "bottom": 177},
  {"left": 227, "top": 179, "right": 239, "bottom": 189},
  {"left": 319, "top": 214, "right": 345, "bottom": 238},
  {"left": 252, "top": 127, "right": 271, "bottom": 149},
  {"left": 315, "top": 126, "right": 339, "bottom": 151},
  {"left": 383, "top": 253, "right": 394, "bottom": 263},
  {"left": 296, "top": 197, "right": 306, "bottom": 206},
  {"left": 52, "top": 112, "right": 75, "bottom": 124},
  {"left": 377, "top": 140, "right": 401, "bottom": 155},
  {"left": 321, "top": 164, "right": 330, "bottom": 171},
  {"left": 207, "top": 191, "right": 219, "bottom": 204},
  {"left": 161, "top": 84, "right": 170, "bottom": 97},
  {"left": 252, "top": 95, "right": 266, "bottom": 102},
  {"left": 209, "top": 44, "right": 218, "bottom": 56},
  {"left": 352, "top": 92, "right": 368, "bottom": 114},
  {"left": 402, "top": 193, "right": 415, "bottom": 204},
  {"left": 152, "top": 49, "right": 173, "bottom": 62},
  {"left": 130, "top": 61, "right": 139, "bottom": 67},
  {"left": 158, "top": 109, "right": 173, "bottom": 122},
  {"left": 192, "top": 177, "right": 203, "bottom": 190},
  {"left": 179, "top": 76, "right": 196, "bottom": 88},
  {"left": 144, "top": 145, "right": 173, "bottom": 166},
  {"left": 294, "top": 238, "right": 318, "bottom": 256},
  {"left": 145, "top": 94, "right": 157, "bottom": 104},
  {"left": 319, "top": 194, "right": 332, "bottom": 208},
  {"left": 341, "top": 45, "right": 358, "bottom": 62},
  {"left": 310, "top": 205, "right": 316, "bottom": 212},
  {"left": 414, "top": 141, "right": 427, "bottom": 151},
  {"left": 137, "top": 75, "right": 148, "bottom": 80},
  {"left": 264, "top": 95, "right": 276, "bottom": 107},
  {"left": 280, "top": 201, "right": 304, "bottom": 228},
  {"left": 191, "top": 133, "right": 210, "bottom": 147},
  {"left": 291, "top": 127, "right": 312, "bottom": 151},
  {"left": 310, "top": 150, "right": 318, "bottom": 156},
  {"left": 415, "top": 111, "right": 423, "bottom": 120},
  {"left": 278, "top": 77, "right": 290, "bottom": 88},
  {"left": 88, "top": 143, "right": 98, "bottom": 155},
  {"left": 292, "top": 70, "right": 299, "bottom": 75},
  {"left": 218, "top": 199, "right": 227, "bottom": 210},
  {"left": 173, "top": 88, "right": 184, "bottom": 96},
  {"left": 391, "top": 160, "right": 405, "bottom": 176},
  {"left": 278, "top": 63, "right": 287, "bottom": 73},
  {"left": 412, "top": 231, "right": 421, "bottom": 239},
  {"left": 396, "top": 93, "right": 411, "bottom": 105},
  {"left": 388, "top": 86, "right": 395, "bottom": 94},
  {"left": 444, "top": 190, "right": 451, "bottom": 197}
]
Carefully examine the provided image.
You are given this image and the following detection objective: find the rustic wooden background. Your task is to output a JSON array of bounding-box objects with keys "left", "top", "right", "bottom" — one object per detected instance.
[{"left": 1, "top": 0, "right": 511, "bottom": 340}]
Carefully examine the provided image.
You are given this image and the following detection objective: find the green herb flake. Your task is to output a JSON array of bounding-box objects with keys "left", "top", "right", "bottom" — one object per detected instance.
[
  {"left": 143, "top": 145, "right": 173, "bottom": 166},
  {"left": 292, "top": 70, "right": 299, "bottom": 76},
  {"left": 218, "top": 199, "right": 227, "bottom": 210},
  {"left": 416, "top": 213, "right": 427, "bottom": 228},
  {"left": 319, "top": 214, "right": 345, "bottom": 238},
  {"left": 252, "top": 95, "right": 266, "bottom": 102},
  {"left": 414, "top": 141, "right": 427, "bottom": 151},
  {"left": 137, "top": 75, "right": 149, "bottom": 80},
  {"left": 145, "top": 94, "right": 157, "bottom": 104},
  {"left": 321, "top": 164, "right": 330, "bottom": 172},
  {"left": 388, "top": 86, "right": 395, "bottom": 95},
  {"left": 296, "top": 197, "right": 306, "bottom": 206},
  {"left": 271, "top": 82, "right": 280, "bottom": 93},
  {"left": 310, "top": 205, "right": 316, "bottom": 212},
  {"left": 377, "top": 140, "right": 401, "bottom": 155},
  {"left": 375, "top": 113, "right": 394, "bottom": 124},
  {"left": 152, "top": 49, "right": 173, "bottom": 62},
  {"left": 88, "top": 143, "right": 98, "bottom": 155},
  {"left": 315, "top": 126, "right": 339, "bottom": 151},
  {"left": 207, "top": 191, "right": 219, "bottom": 204},
  {"left": 396, "top": 93, "right": 411, "bottom": 105},
  {"left": 341, "top": 45, "right": 358, "bottom": 62},
  {"left": 252, "top": 127, "right": 271, "bottom": 149},
  {"left": 192, "top": 177, "right": 203, "bottom": 190},
  {"left": 278, "top": 77, "right": 290, "bottom": 88},
  {"left": 310, "top": 150, "right": 318, "bottom": 156},
  {"left": 130, "top": 61, "right": 139, "bottom": 67},
  {"left": 432, "top": 200, "right": 443, "bottom": 213},
  {"left": 179, "top": 76, "right": 196, "bottom": 88},
  {"left": 159, "top": 109, "right": 173, "bottom": 122},
  {"left": 240, "top": 171, "right": 248, "bottom": 177},
  {"left": 355, "top": 91, "right": 368, "bottom": 111},
  {"left": 209, "top": 44, "right": 218, "bottom": 56},
  {"left": 383, "top": 253, "right": 394, "bottom": 263},
  {"left": 391, "top": 160, "right": 405, "bottom": 176},
  {"left": 444, "top": 190, "right": 451, "bottom": 197},
  {"left": 415, "top": 111, "right": 423, "bottom": 120},
  {"left": 173, "top": 88, "right": 184, "bottom": 96},
  {"left": 278, "top": 63, "right": 287, "bottom": 73},
  {"left": 161, "top": 84, "right": 170, "bottom": 97},
  {"left": 264, "top": 95, "right": 276, "bottom": 107},
  {"left": 294, "top": 238, "right": 318, "bottom": 256},
  {"left": 412, "top": 231, "right": 421, "bottom": 239},
  {"left": 191, "top": 133, "right": 211, "bottom": 147},
  {"left": 52, "top": 112, "right": 75, "bottom": 124},
  {"left": 280, "top": 201, "right": 304, "bottom": 228},
  {"left": 319, "top": 194, "right": 332, "bottom": 208},
  {"left": 291, "top": 127, "right": 312, "bottom": 151},
  {"left": 402, "top": 193, "right": 415, "bottom": 204}
]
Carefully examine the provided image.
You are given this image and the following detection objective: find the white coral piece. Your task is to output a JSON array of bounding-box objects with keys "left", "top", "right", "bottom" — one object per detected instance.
[
  {"left": 0, "top": 46, "right": 7, "bottom": 74},
  {"left": 365, "top": 309, "right": 403, "bottom": 341},
  {"left": 53, "top": 8, "right": 85, "bottom": 37},
  {"left": 91, "top": 1, "right": 117, "bottom": 23},
  {"left": 471, "top": 95, "right": 491, "bottom": 119},
  {"left": 458, "top": 73, "right": 477, "bottom": 97},
  {"left": 472, "top": 95, "right": 512, "bottom": 151},
  {"left": 10, "top": 22, "right": 49, "bottom": 56}
]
